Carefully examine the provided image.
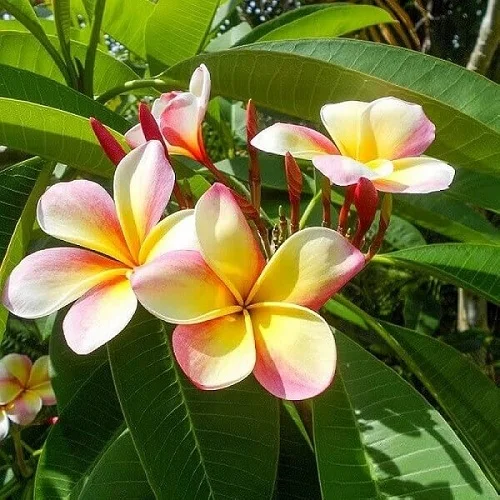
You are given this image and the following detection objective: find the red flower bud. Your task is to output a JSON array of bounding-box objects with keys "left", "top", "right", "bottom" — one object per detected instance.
[{"left": 90, "top": 118, "right": 126, "bottom": 165}]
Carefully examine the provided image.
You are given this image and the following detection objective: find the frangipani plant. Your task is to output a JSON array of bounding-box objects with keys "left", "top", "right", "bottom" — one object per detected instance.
[
  {"left": 0, "top": 2, "right": 498, "bottom": 494},
  {"left": 131, "top": 183, "right": 365, "bottom": 399},
  {"left": 2, "top": 141, "right": 197, "bottom": 354},
  {"left": 0, "top": 354, "right": 55, "bottom": 439},
  {"left": 252, "top": 97, "right": 455, "bottom": 194}
]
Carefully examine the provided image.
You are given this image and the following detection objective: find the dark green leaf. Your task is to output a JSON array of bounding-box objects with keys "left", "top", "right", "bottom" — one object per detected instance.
[
  {"left": 108, "top": 308, "right": 280, "bottom": 499},
  {"left": 313, "top": 330, "right": 497, "bottom": 497},
  {"left": 35, "top": 327, "right": 126, "bottom": 498},
  {"left": 0, "top": 159, "right": 52, "bottom": 340},
  {"left": 378, "top": 244, "right": 500, "bottom": 305},
  {"left": 163, "top": 40, "right": 500, "bottom": 177},
  {"left": 381, "top": 321, "right": 500, "bottom": 490}
]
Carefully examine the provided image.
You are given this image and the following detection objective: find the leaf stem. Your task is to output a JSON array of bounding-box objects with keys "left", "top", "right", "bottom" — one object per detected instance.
[
  {"left": 83, "top": 0, "right": 106, "bottom": 96},
  {"left": 95, "top": 78, "right": 174, "bottom": 103},
  {"left": 10, "top": 426, "right": 31, "bottom": 479},
  {"left": 299, "top": 190, "right": 322, "bottom": 229}
]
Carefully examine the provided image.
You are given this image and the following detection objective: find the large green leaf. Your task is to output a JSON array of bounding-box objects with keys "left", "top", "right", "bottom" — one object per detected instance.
[
  {"left": 76, "top": 429, "right": 153, "bottom": 500},
  {"left": 0, "top": 159, "right": 52, "bottom": 340},
  {"left": 0, "top": 65, "right": 129, "bottom": 176},
  {"left": 163, "top": 41, "right": 500, "bottom": 177},
  {"left": 101, "top": 0, "right": 154, "bottom": 58},
  {"left": 107, "top": 307, "right": 280, "bottom": 499},
  {"left": 377, "top": 244, "right": 500, "bottom": 304},
  {"left": 393, "top": 193, "right": 500, "bottom": 243},
  {"left": 146, "top": 0, "right": 219, "bottom": 73},
  {"left": 275, "top": 403, "right": 321, "bottom": 500},
  {"left": 381, "top": 321, "right": 500, "bottom": 490},
  {"left": 236, "top": 4, "right": 394, "bottom": 46},
  {"left": 313, "top": 330, "right": 497, "bottom": 498},
  {"left": 35, "top": 327, "right": 127, "bottom": 499},
  {"left": 0, "top": 31, "right": 139, "bottom": 96}
]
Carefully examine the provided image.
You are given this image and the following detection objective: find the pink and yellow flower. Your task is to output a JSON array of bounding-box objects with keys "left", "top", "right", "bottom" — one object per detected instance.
[
  {"left": 130, "top": 183, "right": 365, "bottom": 400},
  {"left": 2, "top": 141, "right": 197, "bottom": 354},
  {"left": 125, "top": 64, "right": 210, "bottom": 162},
  {"left": 0, "top": 354, "right": 55, "bottom": 439},
  {"left": 252, "top": 97, "right": 455, "bottom": 194}
]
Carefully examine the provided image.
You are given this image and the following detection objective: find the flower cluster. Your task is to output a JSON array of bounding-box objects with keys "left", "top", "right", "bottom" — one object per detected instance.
[
  {"left": 1, "top": 65, "right": 454, "bottom": 402},
  {"left": 0, "top": 354, "right": 55, "bottom": 439}
]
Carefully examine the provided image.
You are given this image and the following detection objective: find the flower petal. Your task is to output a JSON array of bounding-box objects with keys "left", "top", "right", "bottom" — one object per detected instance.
[
  {"left": 159, "top": 93, "right": 205, "bottom": 161},
  {"left": 0, "top": 410, "right": 9, "bottom": 440},
  {"left": 251, "top": 123, "right": 338, "bottom": 160},
  {"left": 250, "top": 303, "right": 336, "bottom": 400},
  {"left": 131, "top": 250, "right": 239, "bottom": 324},
  {"left": 139, "top": 209, "right": 199, "bottom": 264},
  {"left": 27, "top": 356, "right": 55, "bottom": 405},
  {"left": 189, "top": 64, "right": 211, "bottom": 123},
  {"left": 0, "top": 354, "right": 31, "bottom": 386},
  {"left": 195, "top": 183, "right": 265, "bottom": 303},
  {"left": 2, "top": 248, "right": 127, "bottom": 319},
  {"left": 172, "top": 311, "right": 255, "bottom": 390},
  {"left": 63, "top": 276, "right": 137, "bottom": 355},
  {"left": 114, "top": 141, "right": 175, "bottom": 258},
  {"left": 124, "top": 92, "right": 182, "bottom": 148},
  {"left": 321, "top": 101, "right": 370, "bottom": 159},
  {"left": 6, "top": 390, "right": 42, "bottom": 426},
  {"left": 248, "top": 228, "right": 364, "bottom": 310},
  {"left": 373, "top": 156, "right": 455, "bottom": 193},
  {"left": 37, "top": 180, "right": 133, "bottom": 266},
  {"left": 312, "top": 155, "right": 391, "bottom": 187},
  {"left": 321, "top": 98, "right": 435, "bottom": 162}
]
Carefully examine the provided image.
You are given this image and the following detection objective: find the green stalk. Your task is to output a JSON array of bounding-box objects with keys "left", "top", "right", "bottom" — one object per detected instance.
[
  {"left": 95, "top": 78, "right": 174, "bottom": 104},
  {"left": 299, "top": 190, "right": 322, "bottom": 229},
  {"left": 83, "top": 0, "right": 106, "bottom": 96},
  {"left": 53, "top": 0, "right": 78, "bottom": 89}
]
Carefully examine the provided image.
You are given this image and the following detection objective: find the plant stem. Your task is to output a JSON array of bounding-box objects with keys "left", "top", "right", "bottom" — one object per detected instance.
[
  {"left": 83, "top": 0, "right": 106, "bottom": 96},
  {"left": 95, "top": 78, "right": 174, "bottom": 103},
  {"left": 467, "top": 0, "right": 500, "bottom": 74},
  {"left": 10, "top": 426, "right": 31, "bottom": 479},
  {"left": 299, "top": 190, "right": 322, "bottom": 229}
]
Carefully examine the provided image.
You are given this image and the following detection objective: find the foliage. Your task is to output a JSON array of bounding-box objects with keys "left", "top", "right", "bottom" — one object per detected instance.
[{"left": 0, "top": 0, "right": 498, "bottom": 499}]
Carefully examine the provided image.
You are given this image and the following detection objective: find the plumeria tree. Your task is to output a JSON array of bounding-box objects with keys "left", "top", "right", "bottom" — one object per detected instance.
[{"left": 0, "top": 1, "right": 498, "bottom": 499}]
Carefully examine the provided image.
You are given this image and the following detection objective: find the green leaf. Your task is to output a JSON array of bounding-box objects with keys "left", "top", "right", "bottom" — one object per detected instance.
[
  {"left": 35, "top": 327, "right": 126, "bottom": 498},
  {"left": 275, "top": 403, "right": 321, "bottom": 500},
  {"left": 0, "top": 64, "right": 129, "bottom": 176},
  {"left": 0, "top": 0, "right": 70, "bottom": 83},
  {"left": 76, "top": 429, "right": 154, "bottom": 500},
  {"left": 381, "top": 321, "right": 500, "bottom": 490},
  {"left": 101, "top": 0, "right": 154, "bottom": 57},
  {"left": 107, "top": 308, "right": 280, "bottom": 499},
  {"left": 0, "top": 159, "right": 52, "bottom": 341},
  {"left": 206, "top": 22, "right": 252, "bottom": 52},
  {"left": 448, "top": 169, "right": 500, "bottom": 214},
  {"left": 382, "top": 214, "right": 426, "bottom": 249},
  {"left": 0, "top": 31, "right": 139, "bottom": 96},
  {"left": 378, "top": 244, "right": 500, "bottom": 305},
  {"left": 53, "top": 0, "right": 73, "bottom": 67},
  {"left": 236, "top": 4, "right": 394, "bottom": 46},
  {"left": 146, "top": 0, "right": 219, "bottom": 73},
  {"left": 313, "top": 330, "right": 497, "bottom": 498},
  {"left": 163, "top": 40, "right": 500, "bottom": 177},
  {"left": 393, "top": 193, "right": 500, "bottom": 243}
]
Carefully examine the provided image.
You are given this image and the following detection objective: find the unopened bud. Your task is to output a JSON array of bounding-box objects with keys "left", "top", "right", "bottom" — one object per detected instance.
[
  {"left": 351, "top": 177, "right": 378, "bottom": 248},
  {"left": 90, "top": 118, "right": 126, "bottom": 165}
]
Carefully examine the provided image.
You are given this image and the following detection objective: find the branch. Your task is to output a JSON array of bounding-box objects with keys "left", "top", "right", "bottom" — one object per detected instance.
[{"left": 467, "top": 0, "right": 500, "bottom": 74}]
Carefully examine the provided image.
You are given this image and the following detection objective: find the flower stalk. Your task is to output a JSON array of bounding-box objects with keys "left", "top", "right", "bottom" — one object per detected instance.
[
  {"left": 320, "top": 174, "right": 332, "bottom": 228},
  {"left": 246, "top": 100, "right": 261, "bottom": 213},
  {"left": 285, "top": 152, "right": 302, "bottom": 234},
  {"left": 367, "top": 193, "right": 392, "bottom": 260}
]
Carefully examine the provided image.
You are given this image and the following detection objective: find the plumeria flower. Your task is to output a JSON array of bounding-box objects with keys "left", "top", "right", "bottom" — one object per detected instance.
[
  {"left": 0, "top": 354, "right": 55, "bottom": 439},
  {"left": 252, "top": 97, "right": 455, "bottom": 194},
  {"left": 125, "top": 64, "right": 210, "bottom": 163},
  {"left": 2, "top": 141, "right": 198, "bottom": 354},
  {"left": 130, "top": 183, "right": 365, "bottom": 400}
]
